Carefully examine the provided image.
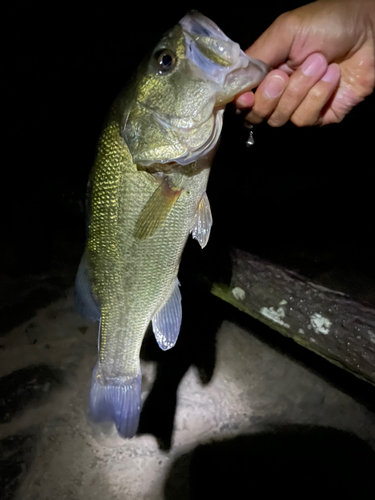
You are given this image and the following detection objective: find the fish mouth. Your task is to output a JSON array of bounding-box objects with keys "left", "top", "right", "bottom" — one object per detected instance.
[
  {"left": 145, "top": 11, "right": 269, "bottom": 167},
  {"left": 155, "top": 10, "right": 269, "bottom": 166},
  {"left": 125, "top": 12, "right": 269, "bottom": 168},
  {"left": 179, "top": 11, "right": 270, "bottom": 102}
]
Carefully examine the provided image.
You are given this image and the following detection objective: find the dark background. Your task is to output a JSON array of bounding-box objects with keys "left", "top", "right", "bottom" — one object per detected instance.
[
  {"left": 1, "top": 3, "right": 375, "bottom": 498},
  {"left": 2, "top": 0, "right": 374, "bottom": 329}
]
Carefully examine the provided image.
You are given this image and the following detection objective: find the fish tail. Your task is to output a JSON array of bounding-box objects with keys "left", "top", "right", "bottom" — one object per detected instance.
[{"left": 89, "top": 365, "right": 142, "bottom": 438}]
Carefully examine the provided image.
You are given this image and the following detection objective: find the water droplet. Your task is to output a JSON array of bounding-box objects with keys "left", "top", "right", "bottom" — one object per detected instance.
[{"left": 246, "top": 131, "right": 255, "bottom": 147}]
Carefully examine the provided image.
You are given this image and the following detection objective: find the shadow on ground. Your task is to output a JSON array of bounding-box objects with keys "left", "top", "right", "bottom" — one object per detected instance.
[
  {"left": 138, "top": 289, "right": 224, "bottom": 449},
  {"left": 0, "top": 428, "right": 40, "bottom": 500},
  {"left": 137, "top": 234, "right": 375, "bottom": 450},
  {"left": 137, "top": 237, "right": 233, "bottom": 450},
  {"left": 0, "top": 365, "right": 64, "bottom": 424},
  {"left": 164, "top": 425, "right": 375, "bottom": 500}
]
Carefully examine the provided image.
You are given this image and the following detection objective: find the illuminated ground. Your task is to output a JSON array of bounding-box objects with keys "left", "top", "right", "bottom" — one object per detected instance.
[{"left": 1, "top": 285, "right": 375, "bottom": 500}]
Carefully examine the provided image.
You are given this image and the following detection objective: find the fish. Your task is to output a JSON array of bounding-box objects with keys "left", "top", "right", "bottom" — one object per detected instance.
[{"left": 75, "top": 11, "right": 269, "bottom": 438}]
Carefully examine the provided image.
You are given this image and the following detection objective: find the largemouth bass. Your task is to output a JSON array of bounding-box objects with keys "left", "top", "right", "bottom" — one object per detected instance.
[{"left": 75, "top": 11, "right": 269, "bottom": 438}]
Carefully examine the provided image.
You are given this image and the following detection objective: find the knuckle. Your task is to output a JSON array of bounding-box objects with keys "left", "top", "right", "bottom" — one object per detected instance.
[
  {"left": 252, "top": 106, "right": 270, "bottom": 120},
  {"left": 308, "top": 85, "right": 326, "bottom": 102},
  {"left": 291, "top": 110, "right": 315, "bottom": 127},
  {"left": 277, "top": 11, "right": 297, "bottom": 29},
  {"left": 276, "top": 10, "right": 302, "bottom": 35},
  {"left": 245, "top": 110, "right": 264, "bottom": 124},
  {"left": 252, "top": 99, "right": 276, "bottom": 120},
  {"left": 281, "top": 84, "right": 305, "bottom": 105},
  {"left": 267, "top": 113, "right": 286, "bottom": 127}
]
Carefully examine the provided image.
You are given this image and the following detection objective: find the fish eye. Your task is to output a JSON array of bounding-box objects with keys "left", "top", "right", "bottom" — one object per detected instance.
[{"left": 155, "top": 49, "right": 176, "bottom": 74}]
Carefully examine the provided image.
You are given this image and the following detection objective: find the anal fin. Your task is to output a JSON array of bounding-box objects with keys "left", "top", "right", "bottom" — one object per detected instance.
[{"left": 152, "top": 279, "right": 182, "bottom": 351}]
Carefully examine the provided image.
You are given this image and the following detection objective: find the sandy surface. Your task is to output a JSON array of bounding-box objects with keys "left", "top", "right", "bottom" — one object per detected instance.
[{"left": 1, "top": 287, "right": 374, "bottom": 500}]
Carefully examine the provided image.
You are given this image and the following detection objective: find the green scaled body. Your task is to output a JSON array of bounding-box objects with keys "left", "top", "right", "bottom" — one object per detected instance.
[{"left": 75, "top": 11, "right": 269, "bottom": 438}]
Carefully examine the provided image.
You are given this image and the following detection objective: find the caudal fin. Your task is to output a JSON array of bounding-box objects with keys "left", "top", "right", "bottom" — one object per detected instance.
[{"left": 89, "top": 365, "right": 142, "bottom": 438}]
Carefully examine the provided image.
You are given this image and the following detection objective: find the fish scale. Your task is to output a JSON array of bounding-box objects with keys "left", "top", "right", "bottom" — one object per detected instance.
[
  {"left": 89, "top": 116, "right": 211, "bottom": 377},
  {"left": 75, "top": 10, "right": 269, "bottom": 438}
]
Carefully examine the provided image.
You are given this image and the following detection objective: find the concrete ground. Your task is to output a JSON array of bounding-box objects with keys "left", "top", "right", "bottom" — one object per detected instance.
[{"left": 1, "top": 281, "right": 375, "bottom": 500}]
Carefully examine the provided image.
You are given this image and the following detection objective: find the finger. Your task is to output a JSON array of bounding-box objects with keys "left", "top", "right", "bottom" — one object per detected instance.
[
  {"left": 245, "top": 4, "right": 349, "bottom": 68},
  {"left": 235, "top": 91, "right": 255, "bottom": 110},
  {"left": 291, "top": 63, "right": 341, "bottom": 126},
  {"left": 276, "top": 63, "right": 294, "bottom": 76},
  {"left": 241, "top": 70, "right": 289, "bottom": 124},
  {"left": 267, "top": 53, "right": 328, "bottom": 127}
]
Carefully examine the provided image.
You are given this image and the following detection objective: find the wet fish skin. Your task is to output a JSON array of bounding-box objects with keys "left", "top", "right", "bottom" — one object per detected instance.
[{"left": 75, "top": 11, "right": 269, "bottom": 438}]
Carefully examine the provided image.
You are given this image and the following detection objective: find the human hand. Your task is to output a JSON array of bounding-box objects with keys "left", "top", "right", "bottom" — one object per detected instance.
[{"left": 235, "top": 0, "right": 375, "bottom": 126}]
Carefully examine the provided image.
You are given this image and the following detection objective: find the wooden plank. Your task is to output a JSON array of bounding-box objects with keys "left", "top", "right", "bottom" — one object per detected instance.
[{"left": 211, "top": 248, "right": 375, "bottom": 385}]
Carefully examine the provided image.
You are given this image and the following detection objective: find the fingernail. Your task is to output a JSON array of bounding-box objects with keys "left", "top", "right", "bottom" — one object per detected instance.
[
  {"left": 302, "top": 53, "right": 326, "bottom": 77},
  {"left": 321, "top": 63, "right": 340, "bottom": 82},
  {"left": 264, "top": 75, "right": 285, "bottom": 98}
]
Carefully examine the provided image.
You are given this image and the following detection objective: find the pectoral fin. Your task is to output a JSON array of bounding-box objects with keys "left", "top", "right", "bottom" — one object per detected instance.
[
  {"left": 152, "top": 279, "right": 182, "bottom": 351},
  {"left": 134, "top": 177, "right": 182, "bottom": 239},
  {"left": 191, "top": 192, "right": 213, "bottom": 249}
]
